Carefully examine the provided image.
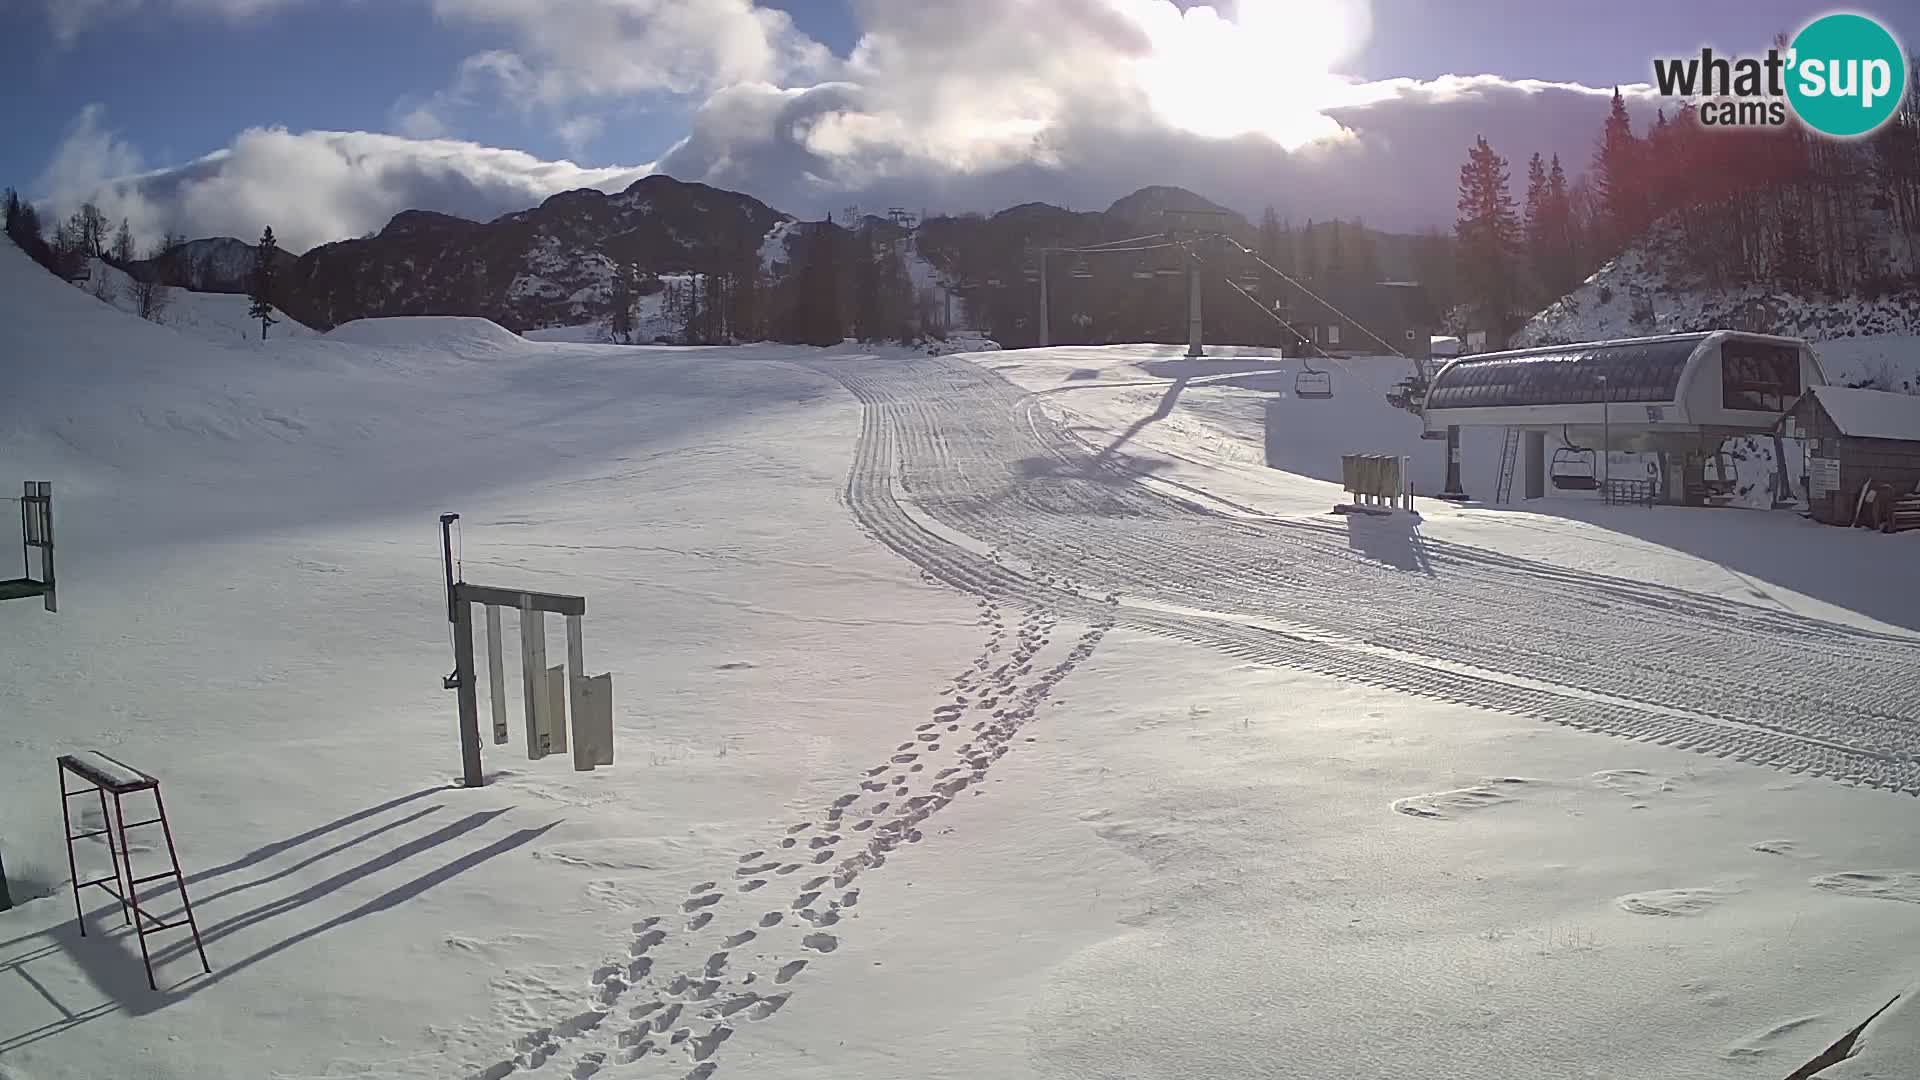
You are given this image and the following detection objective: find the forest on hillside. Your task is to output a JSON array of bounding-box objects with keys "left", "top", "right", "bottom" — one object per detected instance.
[{"left": 1452, "top": 61, "right": 1920, "bottom": 345}]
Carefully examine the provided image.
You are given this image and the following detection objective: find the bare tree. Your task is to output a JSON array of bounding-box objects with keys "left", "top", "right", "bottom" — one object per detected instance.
[
  {"left": 70, "top": 202, "right": 109, "bottom": 259},
  {"left": 130, "top": 239, "right": 171, "bottom": 322}
]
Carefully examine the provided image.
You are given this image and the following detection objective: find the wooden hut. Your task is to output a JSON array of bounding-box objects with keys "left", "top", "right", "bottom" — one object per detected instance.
[{"left": 1779, "top": 386, "right": 1920, "bottom": 529}]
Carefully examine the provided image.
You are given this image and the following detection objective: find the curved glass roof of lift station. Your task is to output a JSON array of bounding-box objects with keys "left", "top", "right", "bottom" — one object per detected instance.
[{"left": 1425, "top": 334, "right": 1711, "bottom": 410}]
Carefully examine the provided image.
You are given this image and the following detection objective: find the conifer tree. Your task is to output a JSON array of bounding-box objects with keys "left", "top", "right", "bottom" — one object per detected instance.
[
  {"left": 608, "top": 261, "right": 636, "bottom": 343},
  {"left": 1455, "top": 136, "right": 1523, "bottom": 344},
  {"left": 1592, "top": 88, "right": 1644, "bottom": 254},
  {"left": 248, "top": 226, "right": 280, "bottom": 340},
  {"left": 1347, "top": 218, "right": 1380, "bottom": 284},
  {"left": 1523, "top": 152, "right": 1549, "bottom": 299},
  {"left": 111, "top": 217, "right": 136, "bottom": 264}
]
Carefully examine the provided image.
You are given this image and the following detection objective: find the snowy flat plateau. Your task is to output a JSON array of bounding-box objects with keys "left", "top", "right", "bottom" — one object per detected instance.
[{"left": 3, "top": 240, "right": 1919, "bottom": 1080}]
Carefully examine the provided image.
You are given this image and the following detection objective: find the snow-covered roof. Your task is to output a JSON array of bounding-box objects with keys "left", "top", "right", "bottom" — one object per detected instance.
[{"left": 1805, "top": 385, "right": 1920, "bottom": 441}]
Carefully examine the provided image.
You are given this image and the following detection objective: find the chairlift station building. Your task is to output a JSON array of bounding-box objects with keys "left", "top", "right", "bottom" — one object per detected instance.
[{"left": 1422, "top": 331, "right": 1825, "bottom": 505}]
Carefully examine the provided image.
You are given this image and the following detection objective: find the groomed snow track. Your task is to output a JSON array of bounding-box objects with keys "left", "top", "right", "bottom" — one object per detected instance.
[{"left": 809, "top": 355, "right": 1920, "bottom": 796}]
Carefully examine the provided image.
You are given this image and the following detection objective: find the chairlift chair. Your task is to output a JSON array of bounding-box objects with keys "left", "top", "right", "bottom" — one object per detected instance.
[
  {"left": 1693, "top": 449, "right": 1738, "bottom": 504},
  {"left": 1071, "top": 259, "right": 1093, "bottom": 280},
  {"left": 1550, "top": 447, "right": 1600, "bottom": 491},
  {"left": 1295, "top": 365, "right": 1334, "bottom": 400},
  {"left": 1132, "top": 268, "right": 1155, "bottom": 280},
  {"left": 1237, "top": 272, "right": 1262, "bottom": 294}
]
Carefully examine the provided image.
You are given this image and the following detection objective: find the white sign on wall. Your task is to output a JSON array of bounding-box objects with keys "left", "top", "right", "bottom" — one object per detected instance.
[{"left": 1809, "top": 456, "right": 1840, "bottom": 497}]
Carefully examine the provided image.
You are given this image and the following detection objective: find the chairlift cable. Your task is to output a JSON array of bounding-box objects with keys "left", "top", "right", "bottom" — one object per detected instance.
[
  {"left": 1209, "top": 265, "right": 1381, "bottom": 386},
  {"left": 1075, "top": 232, "right": 1171, "bottom": 250},
  {"left": 1215, "top": 237, "right": 1414, "bottom": 367},
  {"left": 1042, "top": 242, "right": 1182, "bottom": 255}
]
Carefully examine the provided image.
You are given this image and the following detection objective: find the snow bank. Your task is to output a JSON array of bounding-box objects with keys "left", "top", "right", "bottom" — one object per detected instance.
[{"left": 324, "top": 315, "right": 523, "bottom": 351}]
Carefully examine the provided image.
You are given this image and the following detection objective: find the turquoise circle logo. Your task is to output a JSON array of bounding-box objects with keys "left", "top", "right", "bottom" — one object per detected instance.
[{"left": 1786, "top": 13, "right": 1907, "bottom": 137}]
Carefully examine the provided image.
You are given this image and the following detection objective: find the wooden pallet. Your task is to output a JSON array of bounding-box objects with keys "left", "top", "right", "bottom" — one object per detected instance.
[{"left": 1886, "top": 495, "right": 1920, "bottom": 534}]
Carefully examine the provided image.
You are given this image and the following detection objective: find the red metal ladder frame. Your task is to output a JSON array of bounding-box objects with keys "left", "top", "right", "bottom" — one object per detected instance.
[{"left": 57, "top": 753, "right": 211, "bottom": 990}]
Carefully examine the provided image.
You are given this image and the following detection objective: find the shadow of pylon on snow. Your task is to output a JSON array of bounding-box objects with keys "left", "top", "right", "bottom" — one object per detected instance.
[{"left": 1783, "top": 994, "right": 1900, "bottom": 1079}]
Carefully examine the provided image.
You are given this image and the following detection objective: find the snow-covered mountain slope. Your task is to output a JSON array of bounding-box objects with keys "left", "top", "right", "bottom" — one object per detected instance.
[
  {"left": 1517, "top": 227, "right": 1920, "bottom": 348},
  {"left": 78, "top": 257, "right": 318, "bottom": 344},
  {"left": 284, "top": 176, "right": 788, "bottom": 332},
  {"left": 5, "top": 236, "right": 1920, "bottom": 1080},
  {"left": 124, "top": 235, "right": 299, "bottom": 295},
  {"left": 520, "top": 273, "right": 703, "bottom": 344}
]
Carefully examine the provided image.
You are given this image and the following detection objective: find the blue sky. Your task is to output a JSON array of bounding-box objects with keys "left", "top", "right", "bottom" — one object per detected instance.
[{"left": 7, "top": 1, "right": 1913, "bottom": 248}]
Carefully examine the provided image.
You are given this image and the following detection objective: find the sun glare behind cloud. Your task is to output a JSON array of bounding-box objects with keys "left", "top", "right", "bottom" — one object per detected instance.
[{"left": 1125, "top": 0, "right": 1371, "bottom": 148}]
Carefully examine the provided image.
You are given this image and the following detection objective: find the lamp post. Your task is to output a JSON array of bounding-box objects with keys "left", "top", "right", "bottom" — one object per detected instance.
[{"left": 1185, "top": 245, "right": 1205, "bottom": 359}]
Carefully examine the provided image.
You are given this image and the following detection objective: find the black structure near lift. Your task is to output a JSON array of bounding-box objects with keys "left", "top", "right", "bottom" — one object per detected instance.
[
  {"left": 1, "top": 481, "right": 55, "bottom": 611},
  {"left": 1296, "top": 364, "right": 1333, "bottom": 400}
]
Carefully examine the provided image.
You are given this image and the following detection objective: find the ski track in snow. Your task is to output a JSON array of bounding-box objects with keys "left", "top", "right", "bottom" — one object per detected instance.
[
  {"left": 807, "top": 355, "right": 1920, "bottom": 793},
  {"left": 472, "top": 351, "right": 1920, "bottom": 1078}
]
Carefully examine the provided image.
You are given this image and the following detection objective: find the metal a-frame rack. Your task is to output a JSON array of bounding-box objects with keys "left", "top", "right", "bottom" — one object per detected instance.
[
  {"left": 2, "top": 481, "right": 56, "bottom": 611},
  {"left": 57, "top": 751, "right": 211, "bottom": 990}
]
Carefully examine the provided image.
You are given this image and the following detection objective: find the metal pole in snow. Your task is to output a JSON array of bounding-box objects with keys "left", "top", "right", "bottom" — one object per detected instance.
[
  {"left": 453, "top": 599, "right": 483, "bottom": 786},
  {"left": 1038, "top": 249, "right": 1050, "bottom": 348},
  {"left": 1186, "top": 254, "right": 1204, "bottom": 358}
]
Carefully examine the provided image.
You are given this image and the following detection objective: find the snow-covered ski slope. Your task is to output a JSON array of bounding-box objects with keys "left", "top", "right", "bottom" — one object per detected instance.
[
  {"left": 74, "top": 256, "right": 319, "bottom": 344},
  {"left": 3, "top": 238, "right": 1919, "bottom": 1080}
]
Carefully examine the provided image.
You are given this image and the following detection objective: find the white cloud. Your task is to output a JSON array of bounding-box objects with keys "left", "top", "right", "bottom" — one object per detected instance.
[
  {"left": 427, "top": 0, "right": 835, "bottom": 103},
  {"left": 35, "top": 0, "right": 1675, "bottom": 251},
  {"left": 555, "top": 116, "right": 606, "bottom": 155},
  {"left": 638, "top": 0, "right": 1662, "bottom": 228},
  {"left": 35, "top": 103, "right": 146, "bottom": 212},
  {"left": 44, "top": 0, "right": 305, "bottom": 44},
  {"left": 388, "top": 50, "right": 539, "bottom": 143},
  {"left": 36, "top": 108, "right": 655, "bottom": 254}
]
